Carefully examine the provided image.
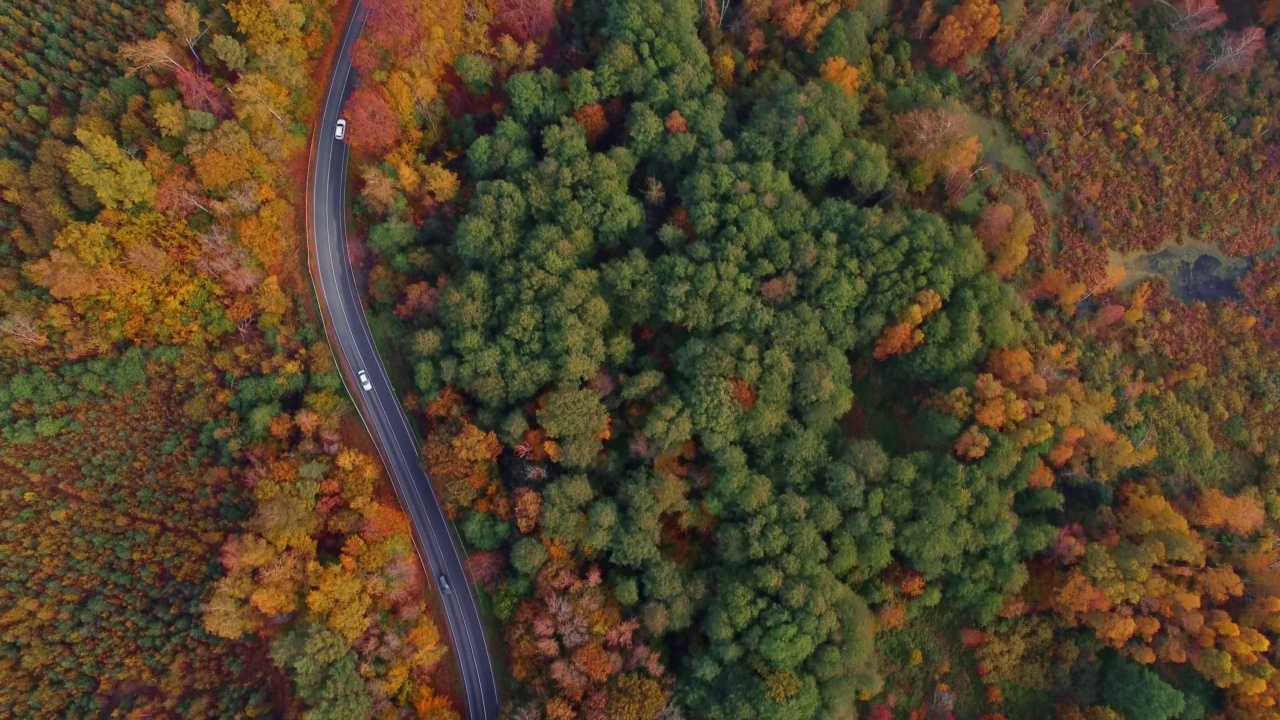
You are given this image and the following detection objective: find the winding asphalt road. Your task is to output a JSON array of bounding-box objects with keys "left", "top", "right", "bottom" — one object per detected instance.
[{"left": 308, "top": 5, "right": 500, "bottom": 719}]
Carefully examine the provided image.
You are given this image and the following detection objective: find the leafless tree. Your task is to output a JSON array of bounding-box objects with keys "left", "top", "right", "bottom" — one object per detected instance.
[
  {"left": 0, "top": 313, "right": 48, "bottom": 347},
  {"left": 121, "top": 38, "right": 186, "bottom": 75},
  {"left": 902, "top": 108, "right": 963, "bottom": 154},
  {"left": 224, "top": 264, "right": 263, "bottom": 293},
  {"left": 125, "top": 244, "right": 173, "bottom": 280},
  {"left": 159, "top": 182, "right": 211, "bottom": 216},
  {"left": 1156, "top": 0, "right": 1227, "bottom": 35},
  {"left": 164, "top": 0, "right": 209, "bottom": 64},
  {"left": 701, "top": 0, "right": 731, "bottom": 27},
  {"left": 1207, "top": 27, "right": 1265, "bottom": 73},
  {"left": 1088, "top": 32, "right": 1132, "bottom": 72},
  {"left": 228, "top": 77, "right": 287, "bottom": 127},
  {"left": 227, "top": 185, "right": 260, "bottom": 214}
]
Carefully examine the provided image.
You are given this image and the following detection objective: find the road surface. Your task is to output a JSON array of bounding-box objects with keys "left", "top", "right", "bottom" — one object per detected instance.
[{"left": 308, "top": 5, "right": 500, "bottom": 719}]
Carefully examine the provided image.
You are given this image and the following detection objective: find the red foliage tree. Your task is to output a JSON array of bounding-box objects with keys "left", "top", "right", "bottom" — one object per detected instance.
[
  {"left": 395, "top": 281, "right": 440, "bottom": 320},
  {"left": 572, "top": 103, "right": 608, "bottom": 144},
  {"left": 664, "top": 110, "right": 689, "bottom": 134},
  {"left": 363, "top": 0, "right": 426, "bottom": 55},
  {"left": 1091, "top": 304, "right": 1126, "bottom": 329},
  {"left": 467, "top": 549, "right": 508, "bottom": 590},
  {"left": 1221, "top": 221, "right": 1277, "bottom": 257},
  {"left": 977, "top": 204, "right": 1014, "bottom": 249},
  {"left": 155, "top": 174, "right": 209, "bottom": 218},
  {"left": 960, "top": 627, "right": 987, "bottom": 649},
  {"left": 343, "top": 87, "right": 399, "bottom": 155},
  {"left": 177, "top": 67, "right": 229, "bottom": 117}
]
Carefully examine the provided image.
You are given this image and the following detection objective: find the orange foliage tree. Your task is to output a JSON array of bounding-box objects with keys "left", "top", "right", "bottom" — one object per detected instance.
[
  {"left": 873, "top": 289, "right": 944, "bottom": 360},
  {"left": 929, "top": 0, "right": 1002, "bottom": 68},
  {"left": 1032, "top": 482, "right": 1279, "bottom": 707},
  {"left": 820, "top": 57, "right": 862, "bottom": 96},
  {"left": 424, "top": 387, "right": 508, "bottom": 516}
]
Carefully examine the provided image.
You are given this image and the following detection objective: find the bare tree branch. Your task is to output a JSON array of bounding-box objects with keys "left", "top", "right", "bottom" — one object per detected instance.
[{"left": 0, "top": 313, "right": 48, "bottom": 347}]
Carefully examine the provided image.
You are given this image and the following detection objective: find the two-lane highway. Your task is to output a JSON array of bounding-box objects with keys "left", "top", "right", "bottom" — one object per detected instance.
[{"left": 308, "top": 5, "right": 500, "bottom": 719}]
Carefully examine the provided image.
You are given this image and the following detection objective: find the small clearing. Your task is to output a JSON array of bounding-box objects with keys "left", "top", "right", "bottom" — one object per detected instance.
[{"left": 1110, "top": 241, "right": 1252, "bottom": 303}]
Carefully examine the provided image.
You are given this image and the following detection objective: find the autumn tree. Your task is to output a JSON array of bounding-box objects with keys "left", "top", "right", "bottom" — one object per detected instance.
[
  {"left": 898, "top": 107, "right": 983, "bottom": 189},
  {"left": 343, "top": 87, "right": 400, "bottom": 156},
  {"left": 977, "top": 203, "right": 1034, "bottom": 277},
  {"left": 607, "top": 673, "right": 668, "bottom": 720},
  {"left": 874, "top": 290, "right": 944, "bottom": 360},
  {"left": 1192, "top": 489, "right": 1265, "bottom": 537},
  {"left": 1207, "top": 27, "right": 1265, "bottom": 73},
  {"left": 820, "top": 57, "right": 861, "bottom": 96},
  {"left": 929, "top": 0, "right": 1001, "bottom": 68},
  {"left": 1157, "top": 0, "right": 1227, "bottom": 34},
  {"left": 68, "top": 131, "right": 156, "bottom": 210}
]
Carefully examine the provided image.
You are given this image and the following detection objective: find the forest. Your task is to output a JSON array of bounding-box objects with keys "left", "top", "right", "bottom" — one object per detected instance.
[
  {"left": 0, "top": 1, "right": 457, "bottom": 718},
  {"left": 3, "top": 0, "right": 1280, "bottom": 719},
  {"left": 345, "top": 0, "right": 1280, "bottom": 718}
]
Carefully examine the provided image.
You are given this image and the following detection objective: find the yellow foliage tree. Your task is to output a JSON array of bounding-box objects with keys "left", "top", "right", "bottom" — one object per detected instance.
[{"left": 307, "top": 563, "right": 372, "bottom": 643}]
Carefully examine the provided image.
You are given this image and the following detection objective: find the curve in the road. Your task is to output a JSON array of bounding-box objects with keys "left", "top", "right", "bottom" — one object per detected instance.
[{"left": 306, "top": 5, "right": 500, "bottom": 719}]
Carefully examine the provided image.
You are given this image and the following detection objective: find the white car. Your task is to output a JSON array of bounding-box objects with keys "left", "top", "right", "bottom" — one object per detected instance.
[
  {"left": 335, "top": 118, "right": 347, "bottom": 140},
  {"left": 438, "top": 574, "right": 452, "bottom": 595},
  {"left": 357, "top": 370, "right": 372, "bottom": 391}
]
